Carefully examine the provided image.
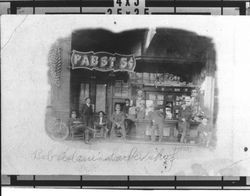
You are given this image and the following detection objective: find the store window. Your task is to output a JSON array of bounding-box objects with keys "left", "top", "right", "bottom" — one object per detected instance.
[
  {"left": 114, "top": 80, "right": 129, "bottom": 98},
  {"left": 146, "top": 92, "right": 164, "bottom": 110}
]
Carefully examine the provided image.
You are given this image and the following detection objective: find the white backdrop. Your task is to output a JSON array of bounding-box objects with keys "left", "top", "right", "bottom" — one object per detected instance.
[{"left": 1, "top": 15, "right": 250, "bottom": 175}]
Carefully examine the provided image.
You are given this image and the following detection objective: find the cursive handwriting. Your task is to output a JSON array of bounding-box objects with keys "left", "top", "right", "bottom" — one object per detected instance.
[{"left": 31, "top": 147, "right": 178, "bottom": 172}]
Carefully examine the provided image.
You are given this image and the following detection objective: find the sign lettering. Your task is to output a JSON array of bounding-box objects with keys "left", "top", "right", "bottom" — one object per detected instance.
[{"left": 71, "top": 50, "right": 136, "bottom": 72}]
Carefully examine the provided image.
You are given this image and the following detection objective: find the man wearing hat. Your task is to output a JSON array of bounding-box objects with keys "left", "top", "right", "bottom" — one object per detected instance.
[
  {"left": 80, "top": 97, "right": 94, "bottom": 128},
  {"left": 178, "top": 96, "right": 193, "bottom": 143}
]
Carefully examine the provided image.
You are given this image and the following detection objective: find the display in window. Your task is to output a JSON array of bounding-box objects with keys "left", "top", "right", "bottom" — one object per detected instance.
[
  {"left": 148, "top": 94, "right": 156, "bottom": 100},
  {"left": 165, "top": 106, "right": 173, "bottom": 120},
  {"left": 157, "top": 94, "right": 164, "bottom": 100},
  {"left": 135, "top": 89, "right": 145, "bottom": 120},
  {"left": 157, "top": 100, "right": 164, "bottom": 105}
]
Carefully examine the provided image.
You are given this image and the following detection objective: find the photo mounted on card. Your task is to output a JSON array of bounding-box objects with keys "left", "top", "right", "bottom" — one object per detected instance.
[{"left": 2, "top": 15, "right": 250, "bottom": 175}]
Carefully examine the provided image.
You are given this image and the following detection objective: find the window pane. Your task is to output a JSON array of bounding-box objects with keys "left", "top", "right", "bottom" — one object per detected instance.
[{"left": 114, "top": 87, "right": 122, "bottom": 97}]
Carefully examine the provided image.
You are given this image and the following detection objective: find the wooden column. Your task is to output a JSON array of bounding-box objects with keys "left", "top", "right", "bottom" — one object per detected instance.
[
  {"left": 89, "top": 73, "right": 96, "bottom": 112},
  {"left": 49, "top": 37, "right": 71, "bottom": 122}
]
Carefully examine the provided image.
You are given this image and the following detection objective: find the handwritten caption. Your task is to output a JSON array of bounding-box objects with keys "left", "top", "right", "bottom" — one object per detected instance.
[{"left": 31, "top": 146, "right": 188, "bottom": 172}]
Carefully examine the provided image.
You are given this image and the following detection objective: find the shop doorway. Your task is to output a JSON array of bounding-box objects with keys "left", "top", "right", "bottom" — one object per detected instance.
[
  {"left": 95, "top": 84, "right": 107, "bottom": 114},
  {"left": 78, "top": 82, "right": 107, "bottom": 114}
]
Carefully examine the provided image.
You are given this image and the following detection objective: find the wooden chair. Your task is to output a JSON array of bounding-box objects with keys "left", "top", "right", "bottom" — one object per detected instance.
[
  {"left": 69, "top": 122, "right": 86, "bottom": 140},
  {"left": 110, "top": 122, "right": 126, "bottom": 139},
  {"left": 93, "top": 116, "right": 109, "bottom": 139}
]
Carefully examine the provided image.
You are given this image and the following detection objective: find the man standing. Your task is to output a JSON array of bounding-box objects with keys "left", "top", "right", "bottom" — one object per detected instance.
[
  {"left": 80, "top": 97, "right": 93, "bottom": 128},
  {"left": 178, "top": 96, "right": 193, "bottom": 143},
  {"left": 123, "top": 99, "right": 132, "bottom": 134},
  {"left": 147, "top": 105, "right": 164, "bottom": 142}
]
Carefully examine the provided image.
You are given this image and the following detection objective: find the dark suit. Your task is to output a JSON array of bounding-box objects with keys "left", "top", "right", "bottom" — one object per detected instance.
[
  {"left": 80, "top": 103, "right": 93, "bottom": 127},
  {"left": 179, "top": 105, "right": 192, "bottom": 122},
  {"left": 123, "top": 104, "right": 133, "bottom": 133},
  {"left": 178, "top": 105, "right": 193, "bottom": 142},
  {"left": 123, "top": 105, "right": 130, "bottom": 115}
]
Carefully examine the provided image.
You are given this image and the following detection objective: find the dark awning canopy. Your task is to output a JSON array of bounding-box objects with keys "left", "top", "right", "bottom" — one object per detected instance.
[
  {"left": 71, "top": 28, "right": 146, "bottom": 54},
  {"left": 71, "top": 28, "right": 216, "bottom": 82},
  {"left": 145, "top": 28, "right": 212, "bottom": 60}
]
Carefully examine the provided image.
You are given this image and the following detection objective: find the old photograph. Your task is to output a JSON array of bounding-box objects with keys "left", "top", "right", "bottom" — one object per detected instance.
[
  {"left": 46, "top": 27, "right": 217, "bottom": 148},
  {"left": 2, "top": 15, "right": 250, "bottom": 175}
]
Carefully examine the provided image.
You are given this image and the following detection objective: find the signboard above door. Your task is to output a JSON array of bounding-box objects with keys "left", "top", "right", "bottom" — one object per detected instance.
[{"left": 71, "top": 50, "right": 136, "bottom": 72}]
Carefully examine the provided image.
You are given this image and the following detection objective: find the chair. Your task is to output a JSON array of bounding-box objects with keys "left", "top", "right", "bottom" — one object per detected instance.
[
  {"left": 93, "top": 124, "right": 108, "bottom": 139},
  {"left": 69, "top": 123, "right": 86, "bottom": 140},
  {"left": 110, "top": 123, "right": 126, "bottom": 139},
  {"left": 93, "top": 116, "right": 109, "bottom": 139}
]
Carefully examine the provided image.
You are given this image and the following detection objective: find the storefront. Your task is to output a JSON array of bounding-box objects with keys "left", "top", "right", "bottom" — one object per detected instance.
[{"left": 47, "top": 28, "right": 217, "bottom": 144}]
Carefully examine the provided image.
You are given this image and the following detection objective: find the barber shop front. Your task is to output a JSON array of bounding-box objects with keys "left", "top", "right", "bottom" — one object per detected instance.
[{"left": 46, "top": 28, "right": 217, "bottom": 146}]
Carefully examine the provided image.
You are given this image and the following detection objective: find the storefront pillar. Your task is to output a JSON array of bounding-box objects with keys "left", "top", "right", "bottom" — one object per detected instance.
[
  {"left": 49, "top": 37, "right": 71, "bottom": 122},
  {"left": 89, "top": 73, "right": 97, "bottom": 113}
]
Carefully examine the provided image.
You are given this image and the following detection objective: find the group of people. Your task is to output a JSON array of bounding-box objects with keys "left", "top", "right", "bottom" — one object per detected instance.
[
  {"left": 68, "top": 97, "right": 133, "bottom": 143},
  {"left": 68, "top": 96, "right": 212, "bottom": 146},
  {"left": 176, "top": 95, "right": 212, "bottom": 145}
]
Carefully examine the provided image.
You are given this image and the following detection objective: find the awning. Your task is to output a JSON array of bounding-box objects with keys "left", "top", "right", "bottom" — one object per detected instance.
[{"left": 71, "top": 28, "right": 216, "bottom": 81}]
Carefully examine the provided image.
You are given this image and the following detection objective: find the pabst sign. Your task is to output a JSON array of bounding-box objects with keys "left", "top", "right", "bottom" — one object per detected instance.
[{"left": 71, "top": 50, "right": 136, "bottom": 72}]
